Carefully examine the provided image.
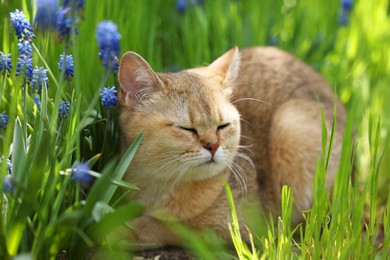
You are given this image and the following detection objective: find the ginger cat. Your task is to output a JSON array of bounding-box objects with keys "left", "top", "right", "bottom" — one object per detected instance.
[{"left": 117, "top": 46, "right": 346, "bottom": 248}]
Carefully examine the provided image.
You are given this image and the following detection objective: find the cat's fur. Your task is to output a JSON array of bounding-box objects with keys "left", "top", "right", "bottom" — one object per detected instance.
[{"left": 117, "top": 46, "right": 346, "bottom": 248}]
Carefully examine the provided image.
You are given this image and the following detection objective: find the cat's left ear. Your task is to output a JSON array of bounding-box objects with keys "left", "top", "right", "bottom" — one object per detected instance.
[
  {"left": 208, "top": 46, "right": 240, "bottom": 85},
  {"left": 118, "top": 51, "right": 163, "bottom": 107}
]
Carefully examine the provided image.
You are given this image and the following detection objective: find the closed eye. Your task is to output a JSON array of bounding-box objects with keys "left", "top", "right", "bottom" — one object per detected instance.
[
  {"left": 179, "top": 126, "right": 198, "bottom": 135},
  {"left": 217, "top": 123, "right": 231, "bottom": 131}
]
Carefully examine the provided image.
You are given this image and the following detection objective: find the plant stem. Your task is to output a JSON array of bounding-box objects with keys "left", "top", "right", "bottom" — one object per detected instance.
[
  {"left": 22, "top": 78, "right": 27, "bottom": 146},
  {"left": 0, "top": 74, "right": 6, "bottom": 108}
]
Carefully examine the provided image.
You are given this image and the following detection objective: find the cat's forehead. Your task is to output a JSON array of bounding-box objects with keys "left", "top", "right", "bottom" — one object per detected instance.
[{"left": 157, "top": 72, "right": 236, "bottom": 126}]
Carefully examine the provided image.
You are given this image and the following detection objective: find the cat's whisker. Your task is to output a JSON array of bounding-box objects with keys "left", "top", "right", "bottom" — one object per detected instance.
[
  {"left": 170, "top": 161, "right": 193, "bottom": 193},
  {"left": 240, "top": 118, "right": 256, "bottom": 129},
  {"left": 239, "top": 134, "right": 254, "bottom": 141},
  {"left": 235, "top": 152, "right": 256, "bottom": 172},
  {"left": 237, "top": 145, "right": 255, "bottom": 156},
  {"left": 149, "top": 156, "right": 185, "bottom": 176},
  {"left": 224, "top": 160, "right": 247, "bottom": 196},
  {"left": 232, "top": 97, "right": 270, "bottom": 106},
  {"left": 144, "top": 152, "right": 181, "bottom": 166},
  {"left": 229, "top": 82, "right": 256, "bottom": 89}
]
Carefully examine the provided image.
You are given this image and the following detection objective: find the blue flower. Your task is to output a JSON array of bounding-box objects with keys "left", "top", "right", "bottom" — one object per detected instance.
[
  {"left": 31, "top": 66, "right": 49, "bottom": 94},
  {"left": 71, "top": 162, "right": 93, "bottom": 183},
  {"left": 176, "top": 0, "right": 203, "bottom": 13},
  {"left": 15, "top": 55, "right": 33, "bottom": 81},
  {"left": 34, "top": 95, "right": 41, "bottom": 110},
  {"left": 0, "top": 52, "right": 12, "bottom": 76},
  {"left": 98, "top": 49, "right": 119, "bottom": 73},
  {"left": 341, "top": 0, "right": 353, "bottom": 11},
  {"left": 58, "top": 53, "right": 74, "bottom": 81},
  {"left": 17, "top": 40, "right": 33, "bottom": 57},
  {"left": 2, "top": 174, "right": 14, "bottom": 193},
  {"left": 176, "top": 0, "right": 187, "bottom": 13},
  {"left": 96, "top": 21, "right": 121, "bottom": 55},
  {"left": 34, "top": 0, "right": 58, "bottom": 31},
  {"left": 100, "top": 86, "right": 118, "bottom": 110},
  {"left": 0, "top": 112, "right": 8, "bottom": 129},
  {"left": 56, "top": 7, "right": 79, "bottom": 40},
  {"left": 58, "top": 100, "right": 70, "bottom": 119},
  {"left": 10, "top": 9, "right": 35, "bottom": 41},
  {"left": 96, "top": 21, "right": 121, "bottom": 73},
  {"left": 64, "top": 0, "right": 85, "bottom": 11},
  {"left": 0, "top": 156, "right": 12, "bottom": 174}
]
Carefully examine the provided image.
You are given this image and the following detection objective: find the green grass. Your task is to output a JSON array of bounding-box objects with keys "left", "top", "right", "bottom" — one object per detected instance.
[{"left": 0, "top": 0, "right": 389, "bottom": 258}]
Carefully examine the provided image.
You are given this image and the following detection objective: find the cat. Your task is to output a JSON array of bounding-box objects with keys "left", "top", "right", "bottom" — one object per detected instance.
[{"left": 116, "top": 46, "right": 346, "bottom": 249}]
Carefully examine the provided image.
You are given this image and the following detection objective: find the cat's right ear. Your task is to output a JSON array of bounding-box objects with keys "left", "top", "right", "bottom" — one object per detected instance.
[{"left": 118, "top": 51, "right": 162, "bottom": 107}]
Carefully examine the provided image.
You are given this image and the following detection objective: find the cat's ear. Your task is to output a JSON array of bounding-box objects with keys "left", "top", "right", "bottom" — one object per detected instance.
[
  {"left": 208, "top": 46, "right": 240, "bottom": 85},
  {"left": 118, "top": 51, "right": 163, "bottom": 107}
]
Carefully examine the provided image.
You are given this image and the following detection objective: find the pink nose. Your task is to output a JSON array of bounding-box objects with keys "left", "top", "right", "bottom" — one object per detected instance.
[{"left": 204, "top": 142, "right": 219, "bottom": 156}]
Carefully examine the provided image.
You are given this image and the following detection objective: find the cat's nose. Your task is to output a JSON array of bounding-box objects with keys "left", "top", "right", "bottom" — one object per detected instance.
[{"left": 204, "top": 142, "right": 219, "bottom": 156}]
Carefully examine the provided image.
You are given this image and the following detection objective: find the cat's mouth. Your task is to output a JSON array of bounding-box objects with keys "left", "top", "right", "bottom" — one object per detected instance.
[{"left": 205, "top": 159, "right": 215, "bottom": 164}]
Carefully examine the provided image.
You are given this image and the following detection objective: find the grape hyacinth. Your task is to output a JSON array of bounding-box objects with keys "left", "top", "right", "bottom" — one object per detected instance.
[
  {"left": 58, "top": 100, "right": 70, "bottom": 119},
  {"left": 2, "top": 174, "right": 14, "bottom": 193},
  {"left": 71, "top": 162, "right": 93, "bottom": 183},
  {"left": 0, "top": 112, "right": 8, "bottom": 129},
  {"left": 176, "top": 0, "right": 186, "bottom": 13},
  {"left": 96, "top": 21, "right": 121, "bottom": 73},
  {"left": 15, "top": 40, "right": 33, "bottom": 81},
  {"left": 31, "top": 67, "right": 49, "bottom": 94},
  {"left": 17, "top": 40, "right": 33, "bottom": 57},
  {"left": 176, "top": 0, "right": 204, "bottom": 13},
  {"left": 339, "top": 0, "right": 353, "bottom": 26},
  {"left": 34, "top": 95, "right": 41, "bottom": 110},
  {"left": 100, "top": 86, "right": 118, "bottom": 110},
  {"left": 58, "top": 53, "right": 74, "bottom": 81},
  {"left": 10, "top": 9, "right": 35, "bottom": 41},
  {"left": 34, "top": 0, "right": 58, "bottom": 31},
  {"left": 64, "top": 0, "right": 86, "bottom": 11},
  {"left": 56, "top": 7, "right": 78, "bottom": 40},
  {"left": 15, "top": 55, "right": 33, "bottom": 81},
  {"left": 0, "top": 52, "right": 12, "bottom": 76},
  {"left": 56, "top": 0, "right": 85, "bottom": 42},
  {"left": 0, "top": 156, "right": 12, "bottom": 174}
]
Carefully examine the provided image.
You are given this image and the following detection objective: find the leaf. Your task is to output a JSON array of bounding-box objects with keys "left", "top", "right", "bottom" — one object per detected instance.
[
  {"left": 101, "top": 131, "right": 143, "bottom": 204},
  {"left": 11, "top": 117, "right": 26, "bottom": 186},
  {"left": 92, "top": 202, "right": 114, "bottom": 222},
  {"left": 87, "top": 202, "right": 143, "bottom": 239}
]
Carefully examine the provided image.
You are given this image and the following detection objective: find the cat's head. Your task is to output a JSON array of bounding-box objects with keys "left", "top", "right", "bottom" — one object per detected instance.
[{"left": 118, "top": 47, "right": 241, "bottom": 184}]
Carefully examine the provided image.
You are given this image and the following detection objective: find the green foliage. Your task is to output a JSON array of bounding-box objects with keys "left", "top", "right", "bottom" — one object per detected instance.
[{"left": 0, "top": 0, "right": 389, "bottom": 258}]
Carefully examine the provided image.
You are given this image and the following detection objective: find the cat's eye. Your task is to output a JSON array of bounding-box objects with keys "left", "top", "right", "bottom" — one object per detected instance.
[
  {"left": 217, "top": 123, "right": 231, "bottom": 131},
  {"left": 179, "top": 126, "right": 198, "bottom": 135}
]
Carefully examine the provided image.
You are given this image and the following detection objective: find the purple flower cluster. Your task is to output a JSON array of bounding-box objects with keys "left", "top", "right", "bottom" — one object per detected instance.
[
  {"left": 58, "top": 100, "right": 70, "bottom": 119},
  {"left": 10, "top": 10, "right": 34, "bottom": 82},
  {"left": 56, "top": 0, "right": 85, "bottom": 41},
  {"left": 0, "top": 52, "right": 12, "bottom": 77},
  {"left": 100, "top": 86, "right": 118, "bottom": 110},
  {"left": 1, "top": 156, "right": 13, "bottom": 193},
  {"left": 339, "top": 0, "right": 353, "bottom": 26},
  {"left": 58, "top": 53, "right": 74, "bottom": 81},
  {"left": 31, "top": 67, "right": 49, "bottom": 94},
  {"left": 10, "top": 9, "right": 35, "bottom": 41},
  {"left": 34, "top": 0, "right": 58, "bottom": 30},
  {"left": 96, "top": 21, "right": 121, "bottom": 73},
  {"left": 176, "top": 0, "right": 204, "bottom": 14},
  {"left": 0, "top": 112, "right": 8, "bottom": 129},
  {"left": 71, "top": 162, "right": 93, "bottom": 183}
]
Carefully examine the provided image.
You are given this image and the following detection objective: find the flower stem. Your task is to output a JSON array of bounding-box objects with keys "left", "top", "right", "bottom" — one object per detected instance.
[
  {"left": 99, "top": 110, "right": 110, "bottom": 169},
  {"left": 0, "top": 74, "right": 6, "bottom": 108},
  {"left": 55, "top": 120, "right": 64, "bottom": 151},
  {"left": 22, "top": 78, "right": 28, "bottom": 145}
]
